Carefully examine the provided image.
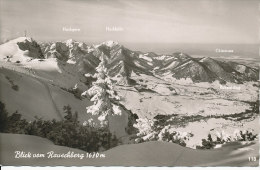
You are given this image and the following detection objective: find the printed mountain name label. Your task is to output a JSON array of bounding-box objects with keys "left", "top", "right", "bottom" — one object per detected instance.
[
  {"left": 215, "top": 49, "right": 234, "bottom": 53},
  {"left": 219, "top": 85, "right": 241, "bottom": 90},
  {"left": 14, "top": 151, "right": 105, "bottom": 159},
  {"left": 62, "top": 27, "right": 81, "bottom": 32},
  {"left": 106, "top": 26, "right": 124, "bottom": 32}
]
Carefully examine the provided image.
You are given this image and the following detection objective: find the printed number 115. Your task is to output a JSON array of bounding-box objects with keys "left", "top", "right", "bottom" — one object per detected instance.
[{"left": 248, "top": 157, "right": 257, "bottom": 162}]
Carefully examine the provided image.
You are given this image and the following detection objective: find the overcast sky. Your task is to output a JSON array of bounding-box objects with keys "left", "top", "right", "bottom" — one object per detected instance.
[{"left": 0, "top": 0, "right": 259, "bottom": 45}]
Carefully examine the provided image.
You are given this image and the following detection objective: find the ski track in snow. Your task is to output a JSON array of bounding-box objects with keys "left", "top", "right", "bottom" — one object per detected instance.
[
  {"left": 36, "top": 78, "right": 63, "bottom": 120},
  {"left": 0, "top": 63, "right": 64, "bottom": 120}
]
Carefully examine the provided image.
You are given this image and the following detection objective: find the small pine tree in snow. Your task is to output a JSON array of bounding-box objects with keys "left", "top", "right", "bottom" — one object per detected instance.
[
  {"left": 83, "top": 54, "right": 122, "bottom": 128},
  {"left": 133, "top": 118, "right": 193, "bottom": 146}
]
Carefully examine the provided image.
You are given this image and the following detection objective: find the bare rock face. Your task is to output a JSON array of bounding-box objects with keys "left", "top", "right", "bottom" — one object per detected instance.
[{"left": 16, "top": 38, "right": 44, "bottom": 59}]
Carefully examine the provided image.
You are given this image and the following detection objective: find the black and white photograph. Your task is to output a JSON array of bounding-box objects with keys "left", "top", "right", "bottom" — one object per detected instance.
[{"left": 0, "top": 0, "right": 259, "bottom": 167}]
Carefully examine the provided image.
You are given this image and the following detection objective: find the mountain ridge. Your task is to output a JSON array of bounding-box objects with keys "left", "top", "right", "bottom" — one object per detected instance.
[{"left": 1, "top": 37, "right": 258, "bottom": 84}]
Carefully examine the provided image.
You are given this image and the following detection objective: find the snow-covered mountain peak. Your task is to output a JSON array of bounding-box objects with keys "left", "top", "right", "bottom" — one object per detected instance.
[
  {"left": 0, "top": 36, "right": 44, "bottom": 60},
  {"left": 102, "top": 40, "right": 119, "bottom": 48},
  {"left": 64, "top": 39, "right": 77, "bottom": 48},
  {"left": 9, "top": 37, "right": 33, "bottom": 43}
]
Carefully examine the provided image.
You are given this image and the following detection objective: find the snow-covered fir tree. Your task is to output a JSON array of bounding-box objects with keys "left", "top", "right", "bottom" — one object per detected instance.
[{"left": 82, "top": 54, "right": 122, "bottom": 128}]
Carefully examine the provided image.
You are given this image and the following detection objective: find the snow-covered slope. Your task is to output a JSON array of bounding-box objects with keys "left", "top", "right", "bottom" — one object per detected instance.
[
  {"left": 1, "top": 133, "right": 258, "bottom": 166},
  {"left": 0, "top": 66, "right": 134, "bottom": 138}
]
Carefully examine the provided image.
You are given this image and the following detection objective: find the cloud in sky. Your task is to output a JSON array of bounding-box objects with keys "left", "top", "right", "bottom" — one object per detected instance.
[{"left": 0, "top": 0, "right": 258, "bottom": 44}]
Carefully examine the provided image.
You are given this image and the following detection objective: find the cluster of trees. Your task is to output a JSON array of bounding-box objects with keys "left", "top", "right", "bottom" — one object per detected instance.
[
  {"left": 133, "top": 118, "right": 193, "bottom": 146},
  {"left": 0, "top": 102, "right": 118, "bottom": 152},
  {"left": 197, "top": 130, "right": 258, "bottom": 149}
]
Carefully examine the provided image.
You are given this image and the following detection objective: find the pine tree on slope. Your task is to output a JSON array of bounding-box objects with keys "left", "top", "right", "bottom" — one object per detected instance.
[{"left": 83, "top": 54, "right": 122, "bottom": 129}]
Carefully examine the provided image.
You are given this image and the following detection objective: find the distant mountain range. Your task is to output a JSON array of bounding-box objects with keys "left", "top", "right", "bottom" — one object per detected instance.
[{"left": 1, "top": 37, "right": 258, "bottom": 84}]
